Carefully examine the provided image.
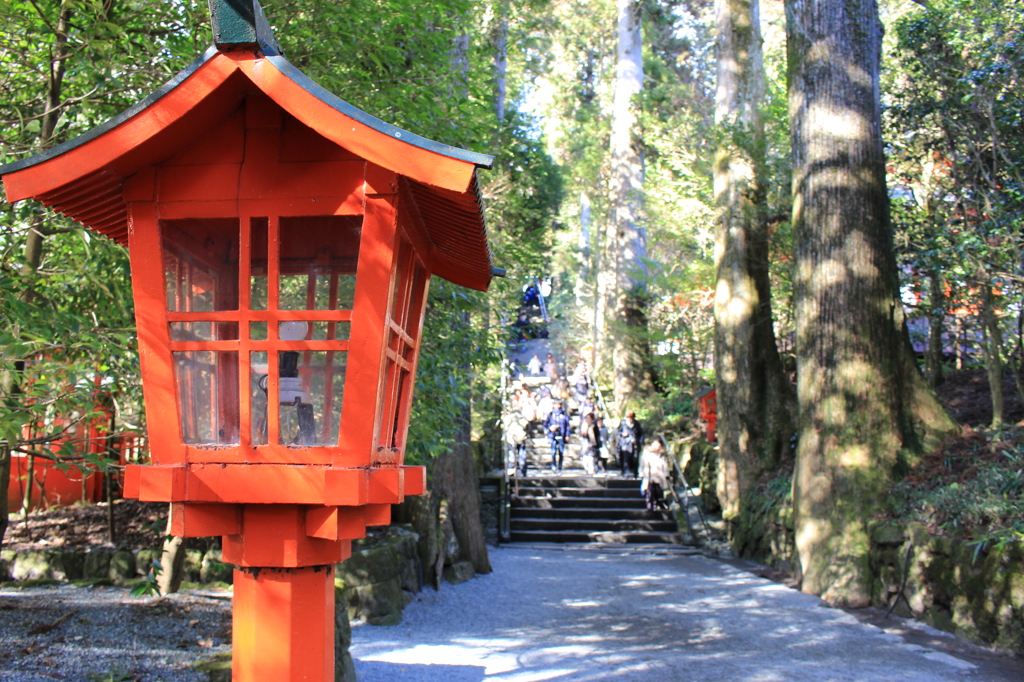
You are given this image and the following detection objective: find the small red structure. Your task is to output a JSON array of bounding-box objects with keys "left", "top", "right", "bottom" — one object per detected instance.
[
  {"left": 7, "top": 427, "right": 142, "bottom": 512},
  {"left": 1, "top": 2, "right": 495, "bottom": 680},
  {"left": 696, "top": 386, "right": 717, "bottom": 443}
]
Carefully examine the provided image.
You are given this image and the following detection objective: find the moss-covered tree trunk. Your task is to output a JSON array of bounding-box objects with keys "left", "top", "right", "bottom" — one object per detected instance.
[
  {"left": 431, "top": 408, "right": 492, "bottom": 576},
  {"left": 786, "top": 0, "right": 957, "bottom": 606},
  {"left": 713, "top": 0, "right": 796, "bottom": 522}
]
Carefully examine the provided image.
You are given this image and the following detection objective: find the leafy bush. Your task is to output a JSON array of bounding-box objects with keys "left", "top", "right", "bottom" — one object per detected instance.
[{"left": 885, "top": 429, "right": 1024, "bottom": 545}]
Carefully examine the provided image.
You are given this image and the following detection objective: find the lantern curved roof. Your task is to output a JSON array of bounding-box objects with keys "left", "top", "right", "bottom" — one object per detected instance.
[{"left": 0, "top": 44, "right": 496, "bottom": 291}]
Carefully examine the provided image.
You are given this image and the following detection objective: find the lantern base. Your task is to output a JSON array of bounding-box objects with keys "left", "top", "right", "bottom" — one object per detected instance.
[{"left": 233, "top": 565, "right": 337, "bottom": 682}]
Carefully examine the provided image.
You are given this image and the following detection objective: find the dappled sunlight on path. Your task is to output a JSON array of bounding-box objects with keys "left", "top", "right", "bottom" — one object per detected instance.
[{"left": 350, "top": 547, "right": 997, "bottom": 681}]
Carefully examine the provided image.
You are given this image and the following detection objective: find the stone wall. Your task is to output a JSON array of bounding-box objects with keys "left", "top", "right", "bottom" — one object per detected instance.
[
  {"left": 869, "top": 522, "right": 1024, "bottom": 654},
  {"left": 335, "top": 525, "right": 422, "bottom": 626},
  {"left": 0, "top": 545, "right": 231, "bottom": 586},
  {"left": 730, "top": 492, "right": 796, "bottom": 575},
  {"left": 729, "top": 509, "right": 1024, "bottom": 656}
]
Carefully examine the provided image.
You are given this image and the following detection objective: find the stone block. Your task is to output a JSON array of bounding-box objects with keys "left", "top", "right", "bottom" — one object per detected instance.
[
  {"left": 929, "top": 535, "right": 956, "bottom": 557},
  {"left": 108, "top": 551, "right": 136, "bottom": 584},
  {"left": 338, "top": 544, "right": 402, "bottom": 587},
  {"left": 346, "top": 577, "right": 405, "bottom": 625},
  {"left": 83, "top": 549, "right": 113, "bottom": 579},
  {"left": 135, "top": 548, "right": 159, "bottom": 577},
  {"left": 200, "top": 548, "right": 233, "bottom": 584},
  {"left": 871, "top": 523, "right": 905, "bottom": 546},
  {"left": 55, "top": 550, "right": 85, "bottom": 580},
  {"left": 877, "top": 564, "right": 900, "bottom": 595},
  {"left": 445, "top": 560, "right": 475, "bottom": 585},
  {"left": 923, "top": 554, "right": 954, "bottom": 606},
  {"left": 390, "top": 527, "right": 420, "bottom": 562},
  {"left": 927, "top": 606, "right": 955, "bottom": 633},
  {"left": 400, "top": 558, "right": 421, "bottom": 594},
  {"left": 0, "top": 549, "right": 14, "bottom": 580},
  {"left": 12, "top": 551, "right": 54, "bottom": 581},
  {"left": 193, "top": 652, "right": 232, "bottom": 682}
]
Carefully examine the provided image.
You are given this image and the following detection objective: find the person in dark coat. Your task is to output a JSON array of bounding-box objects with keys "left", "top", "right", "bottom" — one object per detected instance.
[
  {"left": 616, "top": 411, "right": 644, "bottom": 477},
  {"left": 544, "top": 401, "right": 570, "bottom": 472}
]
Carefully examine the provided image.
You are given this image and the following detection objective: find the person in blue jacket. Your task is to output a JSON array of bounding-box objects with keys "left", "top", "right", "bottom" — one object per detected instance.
[{"left": 544, "top": 401, "right": 570, "bottom": 472}]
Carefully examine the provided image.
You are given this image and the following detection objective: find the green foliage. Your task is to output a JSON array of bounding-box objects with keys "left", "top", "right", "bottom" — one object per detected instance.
[
  {"left": 270, "top": 0, "right": 492, "bottom": 149},
  {"left": 884, "top": 0, "right": 1024, "bottom": 367},
  {"left": 0, "top": 227, "right": 141, "bottom": 466},
  {"left": 886, "top": 430, "right": 1024, "bottom": 546},
  {"left": 405, "top": 283, "right": 502, "bottom": 464}
]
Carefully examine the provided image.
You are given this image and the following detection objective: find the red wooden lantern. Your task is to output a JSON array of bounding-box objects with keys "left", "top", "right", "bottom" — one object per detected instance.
[
  {"left": 695, "top": 386, "right": 717, "bottom": 443},
  {"left": 0, "top": 3, "right": 496, "bottom": 680}
]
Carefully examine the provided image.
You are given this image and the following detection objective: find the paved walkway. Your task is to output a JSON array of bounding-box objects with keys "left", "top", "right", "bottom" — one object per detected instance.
[{"left": 350, "top": 545, "right": 1021, "bottom": 682}]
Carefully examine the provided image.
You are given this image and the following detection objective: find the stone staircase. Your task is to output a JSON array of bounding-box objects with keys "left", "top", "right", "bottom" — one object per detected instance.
[
  {"left": 506, "top": 434, "right": 683, "bottom": 545},
  {"left": 503, "top": 300, "right": 684, "bottom": 547}
]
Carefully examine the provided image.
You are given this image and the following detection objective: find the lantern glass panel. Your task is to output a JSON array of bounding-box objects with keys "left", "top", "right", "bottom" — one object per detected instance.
[
  {"left": 277, "top": 216, "right": 361, "bottom": 311},
  {"left": 250, "top": 218, "right": 268, "bottom": 311},
  {"left": 162, "top": 219, "right": 240, "bottom": 312},
  {"left": 309, "top": 321, "right": 350, "bottom": 341},
  {"left": 250, "top": 321, "right": 268, "bottom": 340},
  {"left": 276, "top": 350, "right": 346, "bottom": 446},
  {"left": 170, "top": 321, "right": 240, "bottom": 342},
  {"left": 250, "top": 351, "right": 269, "bottom": 446},
  {"left": 173, "top": 351, "right": 240, "bottom": 445}
]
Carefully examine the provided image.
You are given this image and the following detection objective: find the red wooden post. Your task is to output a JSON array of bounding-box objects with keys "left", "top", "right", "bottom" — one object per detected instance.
[{"left": 0, "top": 2, "right": 497, "bottom": 679}]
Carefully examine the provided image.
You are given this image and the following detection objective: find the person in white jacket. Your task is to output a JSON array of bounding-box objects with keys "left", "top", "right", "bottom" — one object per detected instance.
[{"left": 639, "top": 436, "right": 671, "bottom": 512}]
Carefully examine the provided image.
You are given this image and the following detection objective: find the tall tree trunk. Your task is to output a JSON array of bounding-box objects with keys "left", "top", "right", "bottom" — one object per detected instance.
[
  {"left": 492, "top": 0, "right": 509, "bottom": 124},
  {"left": 787, "top": 0, "right": 957, "bottom": 606},
  {"left": 576, "top": 192, "right": 592, "bottom": 311},
  {"left": 925, "top": 272, "right": 945, "bottom": 388},
  {"left": 980, "top": 271, "right": 1004, "bottom": 428},
  {"left": 432, "top": 416, "right": 492, "bottom": 575},
  {"left": 609, "top": 0, "right": 652, "bottom": 410},
  {"left": 157, "top": 508, "right": 186, "bottom": 595},
  {"left": 713, "top": 0, "right": 796, "bottom": 522},
  {"left": 0, "top": 441, "right": 10, "bottom": 547}
]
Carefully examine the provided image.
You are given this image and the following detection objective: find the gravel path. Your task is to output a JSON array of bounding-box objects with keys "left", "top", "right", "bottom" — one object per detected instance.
[
  {"left": 350, "top": 545, "right": 1022, "bottom": 682},
  {"left": 0, "top": 585, "right": 231, "bottom": 682},
  {"left": 2, "top": 545, "right": 1020, "bottom": 681}
]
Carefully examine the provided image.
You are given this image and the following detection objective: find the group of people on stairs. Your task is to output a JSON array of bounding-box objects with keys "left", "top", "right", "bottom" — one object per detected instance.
[{"left": 504, "top": 350, "right": 673, "bottom": 513}]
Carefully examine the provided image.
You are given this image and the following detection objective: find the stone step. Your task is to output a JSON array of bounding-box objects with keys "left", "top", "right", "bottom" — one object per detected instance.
[
  {"left": 511, "top": 517, "right": 677, "bottom": 533},
  {"left": 511, "top": 476, "right": 643, "bottom": 490},
  {"left": 513, "top": 487, "right": 645, "bottom": 500},
  {"left": 508, "top": 529, "right": 682, "bottom": 544},
  {"left": 512, "top": 507, "right": 673, "bottom": 521},
  {"left": 511, "top": 497, "right": 647, "bottom": 510}
]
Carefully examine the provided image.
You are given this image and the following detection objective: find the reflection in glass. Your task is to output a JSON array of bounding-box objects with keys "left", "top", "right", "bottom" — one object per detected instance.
[
  {"left": 170, "top": 322, "right": 240, "bottom": 342},
  {"left": 173, "top": 351, "right": 240, "bottom": 445},
  {"left": 277, "top": 350, "right": 346, "bottom": 446},
  {"left": 250, "top": 217, "right": 268, "bottom": 311},
  {"left": 278, "top": 216, "right": 361, "bottom": 311},
  {"left": 251, "top": 351, "right": 268, "bottom": 446},
  {"left": 162, "top": 219, "right": 240, "bottom": 313}
]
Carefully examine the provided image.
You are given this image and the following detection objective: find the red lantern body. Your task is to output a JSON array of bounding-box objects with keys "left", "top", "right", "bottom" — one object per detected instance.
[{"left": 0, "top": 6, "right": 494, "bottom": 678}]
